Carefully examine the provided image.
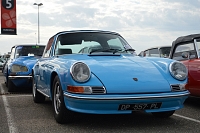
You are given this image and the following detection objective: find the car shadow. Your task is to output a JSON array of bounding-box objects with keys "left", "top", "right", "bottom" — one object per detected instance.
[{"left": 184, "top": 96, "right": 200, "bottom": 109}]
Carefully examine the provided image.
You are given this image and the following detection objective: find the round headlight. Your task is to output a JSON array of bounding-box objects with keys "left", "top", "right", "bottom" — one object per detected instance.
[
  {"left": 169, "top": 61, "right": 188, "bottom": 81},
  {"left": 70, "top": 62, "right": 91, "bottom": 82},
  {"left": 11, "top": 64, "right": 28, "bottom": 72}
]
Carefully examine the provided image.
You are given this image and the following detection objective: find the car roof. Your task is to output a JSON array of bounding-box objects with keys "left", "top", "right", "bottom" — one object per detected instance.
[
  {"left": 51, "top": 30, "right": 121, "bottom": 38},
  {"left": 12, "top": 44, "right": 45, "bottom": 48},
  {"left": 169, "top": 33, "right": 200, "bottom": 58},
  {"left": 172, "top": 33, "right": 200, "bottom": 46}
]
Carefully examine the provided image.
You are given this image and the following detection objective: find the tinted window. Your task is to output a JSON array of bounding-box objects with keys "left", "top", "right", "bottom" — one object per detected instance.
[
  {"left": 15, "top": 46, "right": 45, "bottom": 58},
  {"left": 160, "top": 47, "right": 171, "bottom": 58},
  {"left": 172, "top": 43, "right": 196, "bottom": 61},
  {"left": 148, "top": 48, "right": 159, "bottom": 57}
]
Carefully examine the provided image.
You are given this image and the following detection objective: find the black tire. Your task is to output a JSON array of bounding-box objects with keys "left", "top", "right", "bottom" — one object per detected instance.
[
  {"left": 5, "top": 70, "right": 8, "bottom": 87},
  {"left": 52, "top": 76, "right": 73, "bottom": 124},
  {"left": 32, "top": 75, "right": 45, "bottom": 103},
  {"left": 8, "top": 79, "right": 16, "bottom": 92},
  {"left": 151, "top": 110, "right": 175, "bottom": 118}
]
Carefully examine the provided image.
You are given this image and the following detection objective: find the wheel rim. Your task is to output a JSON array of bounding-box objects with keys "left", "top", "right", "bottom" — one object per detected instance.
[{"left": 54, "top": 82, "right": 61, "bottom": 114}]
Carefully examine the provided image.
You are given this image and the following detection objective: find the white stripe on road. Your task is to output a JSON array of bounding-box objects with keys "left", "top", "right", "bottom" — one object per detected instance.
[
  {"left": 174, "top": 113, "right": 200, "bottom": 123},
  {"left": 1, "top": 85, "right": 200, "bottom": 127},
  {"left": 0, "top": 84, "right": 19, "bottom": 133},
  {"left": 5, "top": 94, "right": 32, "bottom": 97}
]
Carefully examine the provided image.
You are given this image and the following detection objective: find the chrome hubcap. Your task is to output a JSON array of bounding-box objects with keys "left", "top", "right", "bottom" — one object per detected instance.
[{"left": 54, "top": 82, "right": 61, "bottom": 114}]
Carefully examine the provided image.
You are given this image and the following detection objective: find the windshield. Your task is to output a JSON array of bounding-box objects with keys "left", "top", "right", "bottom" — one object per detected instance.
[
  {"left": 55, "top": 32, "right": 133, "bottom": 54},
  {"left": 15, "top": 45, "right": 45, "bottom": 58},
  {"left": 160, "top": 47, "right": 171, "bottom": 58}
]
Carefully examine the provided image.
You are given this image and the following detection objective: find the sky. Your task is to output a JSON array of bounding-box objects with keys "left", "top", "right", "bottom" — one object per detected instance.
[{"left": 0, "top": 0, "right": 200, "bottom": 55}]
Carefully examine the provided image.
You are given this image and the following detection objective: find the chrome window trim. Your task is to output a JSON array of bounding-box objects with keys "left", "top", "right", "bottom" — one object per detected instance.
[{"left": 194, "top": 39, "right": 200, "bottom": 58}]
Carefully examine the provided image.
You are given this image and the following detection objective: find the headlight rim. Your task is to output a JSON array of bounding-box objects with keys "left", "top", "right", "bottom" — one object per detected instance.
[
  {"left": 169, "top": 61, "right": 188, "bottom": 81},
  {"left": 70, "top": 62, "right": 91, "bottom": 83}
]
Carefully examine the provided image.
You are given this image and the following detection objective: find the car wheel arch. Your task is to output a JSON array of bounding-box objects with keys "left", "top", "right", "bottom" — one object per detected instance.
[{"left": 50, "top": 72, "right": 58, "bottom": 98}]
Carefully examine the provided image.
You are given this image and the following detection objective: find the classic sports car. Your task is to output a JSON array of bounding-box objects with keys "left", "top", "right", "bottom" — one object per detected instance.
[
  {"left": 32, "top": 30, "right": 189, "bottom": 124},
  {"left": 138, "top": 46, "right": 171, "bottom": 58},
  {"left": 3, "top": 44, "right": 45, "bottom": 92},
  {"left": 169, "top": 33, "right": 200, "bottom": 97}
]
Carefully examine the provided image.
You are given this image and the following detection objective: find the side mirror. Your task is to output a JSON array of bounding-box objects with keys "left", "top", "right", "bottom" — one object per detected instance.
[{"left": 181, "top": 52, "right": 189, "bottom": 59}]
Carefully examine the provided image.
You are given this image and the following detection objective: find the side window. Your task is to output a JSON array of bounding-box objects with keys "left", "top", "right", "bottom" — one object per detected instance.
[
  {"left": 148, "top": 48, "right": 159, "bottom": 57},
  {"left": 10, "top": 47, "right": 15, "bottom": 59},
  {"left": 172, "top": 42, "right": 196, "bottom": 61},
  {"left": 43, "top": 37, "right": 54, "bottom": 58}
]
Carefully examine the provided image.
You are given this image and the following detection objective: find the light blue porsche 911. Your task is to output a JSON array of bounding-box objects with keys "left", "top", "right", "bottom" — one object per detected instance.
[{"left": 32, "top": 30, "right": 189, "bottom": 124}]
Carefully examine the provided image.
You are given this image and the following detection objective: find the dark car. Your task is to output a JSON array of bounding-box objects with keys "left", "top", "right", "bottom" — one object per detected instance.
[
  {"left": 169, "top": 33, "right": 200, "bottom": 97},
  {"left": 138, "top": 46, "right": 171, "bottom": 58},
  {"left": 3, "top": 44, "right": 45, "bottom": 92}
]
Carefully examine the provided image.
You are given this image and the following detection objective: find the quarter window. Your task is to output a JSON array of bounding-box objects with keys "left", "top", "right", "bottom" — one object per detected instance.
[
  {"left": 43, "top": 37, "right": 53, "bottom": 58},
  {"left": 148, "top": 48, "right": 159, "bottom": 57}
]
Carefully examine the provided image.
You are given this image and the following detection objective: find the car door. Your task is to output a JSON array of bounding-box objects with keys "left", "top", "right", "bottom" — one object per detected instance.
[
  {"left": 188, "top": 39, "right": 200, "bottom": 96},
  {"left": 37, "top": 37, "right": 54, "bottom": 96}
]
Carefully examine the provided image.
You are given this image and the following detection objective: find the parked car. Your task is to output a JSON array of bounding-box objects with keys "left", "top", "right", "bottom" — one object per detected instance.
[
  {"left": 138, "top": 46, "right": 171, "bottom": 58},
  {"left": 169, "top": 33, "right": 200, "bottom": 97},
  {"left": 32, "top": 30, "right": 189, "bottom": 124},
  {"left": 3, "top": 44, "right": 45, "bottom": 92},
  {"left": 0, "top": 58, "right": 6, "bottom": 70},
  {"left": 2, "top": 53, "right": 11, "bottom": 73}
]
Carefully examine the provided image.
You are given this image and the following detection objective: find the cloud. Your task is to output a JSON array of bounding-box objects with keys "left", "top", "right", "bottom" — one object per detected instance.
[{"left": 0, "top": 0, "right": 200, "bottom": 55}]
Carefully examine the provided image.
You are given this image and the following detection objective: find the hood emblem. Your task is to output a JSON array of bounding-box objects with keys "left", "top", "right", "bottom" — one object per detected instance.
[{"left": 133, "top": 78, "right": 138, "bottom": 81}]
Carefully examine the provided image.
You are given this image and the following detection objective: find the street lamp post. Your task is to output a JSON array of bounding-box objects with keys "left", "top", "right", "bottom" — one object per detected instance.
[{"left": 33, "top": 3, "right": 43, "bottom": 44}]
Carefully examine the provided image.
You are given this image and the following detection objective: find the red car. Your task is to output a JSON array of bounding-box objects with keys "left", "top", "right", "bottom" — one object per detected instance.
[{"left": 169, "top": 34, "right": 200, "bottom": 97}]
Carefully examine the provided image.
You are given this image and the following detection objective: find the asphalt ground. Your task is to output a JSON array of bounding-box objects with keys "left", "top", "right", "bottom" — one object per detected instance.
[{"left": 0, "top": 72, "right": 200, "bottom": 133}]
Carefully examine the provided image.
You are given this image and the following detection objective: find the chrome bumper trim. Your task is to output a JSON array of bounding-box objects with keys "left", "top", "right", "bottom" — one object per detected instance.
[
  {"left": 8, "top": 75, "right": 32, "bottom": 79},
  {"left": 64, "top": 91, "right": 190, "bottom": 100}
]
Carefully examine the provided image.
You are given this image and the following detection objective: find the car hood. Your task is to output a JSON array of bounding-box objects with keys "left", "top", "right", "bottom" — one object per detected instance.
[
  {"left": 60, "top": 54, "right": 172, "bottom": 94},
  {"left": 13, "top": 56, "right": 40, "bottom": 70}
]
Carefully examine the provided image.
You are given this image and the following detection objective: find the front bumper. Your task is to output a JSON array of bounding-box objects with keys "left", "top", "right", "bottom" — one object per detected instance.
[
  {"left": 63, "top": 90, "right": 190, "bottom": 114},
  {"left": 8, "top": 75, "right": 32, "bottom": 79},
  {"left": 8, "top": 74, "right": 32, "bottom": 87}
]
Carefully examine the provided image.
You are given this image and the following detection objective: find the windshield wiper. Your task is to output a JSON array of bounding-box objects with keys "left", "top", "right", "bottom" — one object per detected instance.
[
  {"left": 90, "top": 48, "right": 135, "bottom": 54},
  {"left": 90, "top": 48, "right": 119, "bottom": 54},
  {"left": 113, "top": 48, "right": 135, "bottom": 54}
]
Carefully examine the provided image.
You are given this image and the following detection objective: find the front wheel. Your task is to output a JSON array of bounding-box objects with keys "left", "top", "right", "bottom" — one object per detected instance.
[
  {"left": 151, "top": 110, "right": 175, "bottom": 118},
  {"left": 52, "top": 76, "right": 73, "bottom": 124},
  {"left": 32, "top": 76, "right": 45, "bottom": 103}
]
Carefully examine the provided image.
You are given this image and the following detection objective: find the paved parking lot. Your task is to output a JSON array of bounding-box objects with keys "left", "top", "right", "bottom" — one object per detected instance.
[{"left": 0, "top": 72, "right": 200, "bottom": 133}]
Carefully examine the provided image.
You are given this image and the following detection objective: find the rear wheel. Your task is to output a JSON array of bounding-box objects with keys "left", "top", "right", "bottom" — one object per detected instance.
[
  {"left": 52, "top": 76, "right": 73, "bottom": 124},
  {"left": 8, "top": 79, "right": 16, "bottom": 92},
  {"left": 151, "top": 110, "right": 175, "bottom": 118},
  {"left": 32, "top": 75, "right": 45, "bottom": 103}
]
